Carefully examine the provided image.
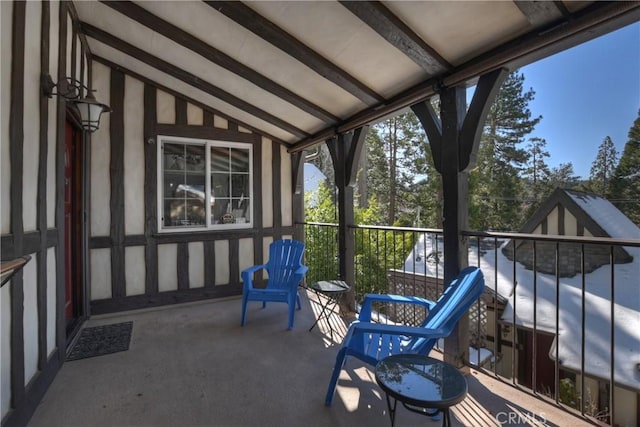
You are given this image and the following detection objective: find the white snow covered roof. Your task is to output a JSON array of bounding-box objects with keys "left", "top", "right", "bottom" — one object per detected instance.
[{"left": 403, "top": 212, "right": 640, "bottom": 390}]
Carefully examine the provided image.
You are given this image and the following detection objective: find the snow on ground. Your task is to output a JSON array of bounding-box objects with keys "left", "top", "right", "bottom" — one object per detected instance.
[{"left": 403, "top": 232, "right": 640, "bottom": 390}]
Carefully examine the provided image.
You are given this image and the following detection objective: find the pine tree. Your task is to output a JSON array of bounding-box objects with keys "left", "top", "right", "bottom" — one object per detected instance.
[
  {"left": 470, "top": 71, "right": 542, "bottom": 231},
  {"left": 609, "top": 111, "right": 640, "bottom": 225},
  {"left": 589, "top": 136, "right": 618, "bottom": 196},
  {"left": 548, "top": 162, "right": 579, "bottom": 190},
  {"left": 366, "top": 112, "right": 428, "bottom": 225},
  {"left": 522, "top": 136, "right": 551, "bottom": 218}
]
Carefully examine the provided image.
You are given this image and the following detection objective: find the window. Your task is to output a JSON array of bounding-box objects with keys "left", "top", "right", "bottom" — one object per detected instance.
[{"left": 158, "top": 136, "right": 252, "bottom": 232}]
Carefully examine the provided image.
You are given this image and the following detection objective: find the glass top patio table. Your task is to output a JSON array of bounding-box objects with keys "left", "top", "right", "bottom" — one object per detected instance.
[{"left": 375, "top": 354, "right": 467, "bottom": 426}]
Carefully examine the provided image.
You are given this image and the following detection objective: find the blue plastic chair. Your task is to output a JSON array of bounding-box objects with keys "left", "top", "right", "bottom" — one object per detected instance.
[
  {"left": 325, "top": 266, "right": 485, "bottom": 405},
  {"left": 241, "top": 239, "right": 308, "bottom": 330}
]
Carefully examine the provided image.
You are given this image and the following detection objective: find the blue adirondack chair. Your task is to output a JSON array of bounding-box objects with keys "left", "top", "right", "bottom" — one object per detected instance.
[
  {"left": 241, "top": 239, "right": 309, "bottom": 330},
  {"left": 325, "top": 266, "right": 485, "bottom": 406}
]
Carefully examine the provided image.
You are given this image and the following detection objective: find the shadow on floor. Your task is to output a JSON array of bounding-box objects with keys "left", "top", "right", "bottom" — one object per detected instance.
[{"left": 28, "top": 291, "right": 588, "bottom": 427}]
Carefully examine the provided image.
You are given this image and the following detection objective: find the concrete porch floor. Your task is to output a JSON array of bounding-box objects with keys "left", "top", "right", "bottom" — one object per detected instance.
[{"left": 28, "top": 290, "right": 590, "bottom": 427}]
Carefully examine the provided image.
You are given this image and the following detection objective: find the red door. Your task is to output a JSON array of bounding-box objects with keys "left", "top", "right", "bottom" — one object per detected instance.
[
  {"left": 519, "top": 330, "right": 555, "bottom": 393},
  {"left": 64, "top": 121, "right": 83, "bottom": 328}
]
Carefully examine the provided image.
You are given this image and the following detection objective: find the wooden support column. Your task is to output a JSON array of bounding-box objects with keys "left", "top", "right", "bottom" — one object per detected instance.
[
  {"left": 326, "top": 126, "right": 368, "bottom": 311},
  {"left": 291, "top": 151, "right": 305, "bottom": 242},
  {"left": 412, "top": 68, "right": 508, "bottom": 368}
]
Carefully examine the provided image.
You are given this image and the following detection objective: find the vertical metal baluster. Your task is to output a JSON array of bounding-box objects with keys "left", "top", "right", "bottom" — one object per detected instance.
[
  {"left": 580, "top": 244, "right": 586, "bottom": 417},
  {"left": 436, "top": 232, "right": 441, "bottom": 294},
  {"left": 337, "top": 224, "right": 340, "bottom": 278},
  {"left": 512, "top": 240, "right": 517, "bottom": 386},
  {"left": 412, "top": 231, "right": 417, "bottom": 309},
  {"left": 476, "top": 236, "right": 482, "bottom": 366},
  {"left": 322, "top": 224, "right": 327, "bottom": 279},
  {"left": 358, "top": 227, "right": 363, "bottom": 303},
  {"left": 609, "top": 245, "right": 615, "bottom": 426},
  {"left": 494, "top": 236, "right": 499, "bottom": 377},
  {"left": 369, "top": 228, "right": 373, "bottom": 295},
  {"left": 382, "top": 228, "right": 387, "bottom": 295},
  {"left": 555, "top": 241, "right": 560, "bottom": 404},
  {"left": 532, "top": 240, "right": 537, "bottom": 394}
]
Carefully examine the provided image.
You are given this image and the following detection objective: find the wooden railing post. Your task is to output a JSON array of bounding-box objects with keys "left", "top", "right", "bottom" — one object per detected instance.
[
  {"left": 326, "top": 126, "right": 369, "bottom": 312},
  {"left": 412, "top": 69, "right": 508, "bottom": 368}
]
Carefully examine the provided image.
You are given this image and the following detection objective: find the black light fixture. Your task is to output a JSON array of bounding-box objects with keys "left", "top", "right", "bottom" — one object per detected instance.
[{"left": 42, "top": 73, "right": 111, "bottom": 132}]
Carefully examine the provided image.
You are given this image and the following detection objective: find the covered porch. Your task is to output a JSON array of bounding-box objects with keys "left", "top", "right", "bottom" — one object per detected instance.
[
  {"left": 2, "top": 1, "right": 639, "bottom": 426},
  {"left": 28, "top": 292, "right": 588, "bottom": 427}
]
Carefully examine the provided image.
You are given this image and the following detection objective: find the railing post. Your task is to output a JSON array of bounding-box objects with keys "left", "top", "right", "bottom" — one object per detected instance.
[
  {"left": 440, "top": 85, "right": 470, "bottom": 369},
  {"left": 412, "top": 69, "right": 508, "bottom": 369},
  {"left": 326, "top": 127, "right": 369, "bottom": 312},
  {"left": 292, "top": 151, "right": 305, "bottom": 243}
]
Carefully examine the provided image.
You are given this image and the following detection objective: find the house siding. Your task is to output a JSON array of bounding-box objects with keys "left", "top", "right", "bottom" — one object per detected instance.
[
  {"left": 1, "top": 2, "right": 82, "bottom": 426},
  {"left": 504, "top": 206, "right": 633, "bottom": 277},
  {"left": 1, "top": 0, "right": 13, "bottom": 235},
  {"left": 86, "top": 59, "right": 301, "bottom": 315},
  {"left": 1, "top": 2, "right": 303, "bottom": 425}
]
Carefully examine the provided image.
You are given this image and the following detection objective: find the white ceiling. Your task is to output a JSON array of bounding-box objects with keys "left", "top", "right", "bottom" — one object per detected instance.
[{"left": 73, "top": 1, "right": 640, "bottom": 149}]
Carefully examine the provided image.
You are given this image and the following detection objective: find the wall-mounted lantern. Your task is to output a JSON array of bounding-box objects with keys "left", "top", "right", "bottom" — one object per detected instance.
[{"left": 41, "top": 73, "right": 111, "bottom": 132}]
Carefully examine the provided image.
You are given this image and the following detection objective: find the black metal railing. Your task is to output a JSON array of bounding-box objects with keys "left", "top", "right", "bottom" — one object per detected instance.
[
  {"left": 464, "top": 231, "right": 640, "bottom": 426},
  {"left": 301, "top": 221, "right": 640, "bottom": 427}
]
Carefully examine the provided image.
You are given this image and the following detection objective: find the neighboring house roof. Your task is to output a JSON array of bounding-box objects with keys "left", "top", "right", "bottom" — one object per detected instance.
[
  {"left": 403, "top": 189, "right": 640, "bottom": 391},
  {"left": 564, "top": 189, "right": 640, "bottom": 240},
  {"left": 303, "top": 163, "right": 327, "bottom": 195},
  {"left": 504, "top": 188, "right": 635, "bottom": 276},
  {"left": 303, "top": 163, "right": 327, "bottom": 207}
]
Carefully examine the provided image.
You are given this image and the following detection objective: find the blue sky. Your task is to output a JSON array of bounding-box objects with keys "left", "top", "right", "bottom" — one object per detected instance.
[{"left": 519, "top": 22, "right": 639, "bottom": 179}]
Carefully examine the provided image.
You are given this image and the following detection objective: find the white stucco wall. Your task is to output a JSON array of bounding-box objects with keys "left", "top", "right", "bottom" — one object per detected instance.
[
  {"left": 46, "top": 1, "right": 59, "bottom": 229},
  {"left": 75, "top": 33, "right": 82, "bottom": 80},
  {"left": 214, "top": 240, "right": 229, "bottom": 285},
  {"left": 280, "top": 145, "right": 292, "bottom": 227},
  {"left": 125, "top": 246, "right": 146, "bottom": 296},
  {"left": 614, "top": 386, "right": 637, "bottom": 427},
  {"left": 238, "top": 238, "right": 253, "bottom": 281},
  {"left": 90, "top": 248, "right": 112, "bottom": 300},
  {"left": 261, "top": 237, "right": 274, "bottom": 280},
  {"left": 565, "top": 211, "right": 578, "bottom": 236},
  {"left": 158, "top": 244, "right": 178, "bottom": 292},
  {"left": 187, "top": 103, "right": 203, "bottom": 125},
  {"left": 90, "top": 62, "right": 111, "bottom": 236},
  {"left": 547, "top": 206, "right": 559, "bottom": 235},
  {"left": 22, "top": 1, "right": 42, "bottom": 232},
  {"left": 156, "top": 90, "right": 175, "bottom": 124},
  {"left": 65, "top": 15, "right": 71, "bottom": 78},
  {"left": 188, "top": 242, "right": 204, "bottom": 288},
  {"left": 22, "top": 254, "right": 38, "bottom": 384},
  {"left": 261, "top": 137, "right": 273, "bottom": 228},
  {"left": 1, "top": 273, "right": 11, "bottom": 419},
  {"left": 0, "top": 0, "right": 13, "bottom": 234},
  {"left": 123, "top": 76, "right": 145, "bottom": 235},
  {"left": 213, "top": 115, "right": 228, "bottom": 129},
  {"left": 46, "top": 247, "right": 56, "bottom": 355}
]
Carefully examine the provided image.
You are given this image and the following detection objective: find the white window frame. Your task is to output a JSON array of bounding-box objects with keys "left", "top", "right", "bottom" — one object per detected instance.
[{"left": 157, "top": 135, "right": 253, "bottom": 233}]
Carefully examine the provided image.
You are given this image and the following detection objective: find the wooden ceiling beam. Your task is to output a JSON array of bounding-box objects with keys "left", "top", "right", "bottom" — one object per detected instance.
[
  {"left": 553, "top": 1, "right": 572, "bottom": 19},
  {"left": 339, "top": 1, "right": 451, "bottom": 75},
  {"left": 289, "top": 0, "right": 640, "bottom": 153},
  {"left": 205, "top": 1, "right": 384, "bottom": 107},
  {"left": 92, "top": 55, "right": 289, "bottom": 146},
  {"left": 101, "top": 1, "right": 340, "bottom": 124},
  {"left": 514, "top": 0, "right": 564, "bottom": 26},
  {"left": 81, "top": 22, "right": 309, "bottom": 139}
]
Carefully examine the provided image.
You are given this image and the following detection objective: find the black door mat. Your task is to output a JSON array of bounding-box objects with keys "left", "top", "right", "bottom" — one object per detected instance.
[{"left": 67, "top": 321, "right": 133, "bottom": 361}]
